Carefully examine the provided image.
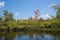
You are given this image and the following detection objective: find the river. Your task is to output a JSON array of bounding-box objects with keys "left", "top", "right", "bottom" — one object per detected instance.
[{"left": 0, "top": 31, "right": 60, "bottom": 40}]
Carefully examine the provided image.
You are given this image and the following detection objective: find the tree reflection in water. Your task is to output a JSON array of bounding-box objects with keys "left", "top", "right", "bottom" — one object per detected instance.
[{"left": 0, "top": 32, "right": 60, "bottom": 40}]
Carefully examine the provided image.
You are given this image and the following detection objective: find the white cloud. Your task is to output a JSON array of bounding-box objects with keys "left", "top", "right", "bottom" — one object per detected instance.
[
  {"left": 23, "top": 18, "right": 28, "bottom": 19},
  {"left": 13, "top": 12, "right": 21, "bottom": 20},
  {"left": 49, "top": 4, "right": 56, "bottom": 7},
  {"left": 0, "top": 1, "right": 5, "bottom": 8},
  {"left": 41, "top": 14, "right": 52, "bottom": 20}
]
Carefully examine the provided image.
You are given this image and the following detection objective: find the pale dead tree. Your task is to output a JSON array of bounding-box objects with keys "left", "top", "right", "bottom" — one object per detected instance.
[{"left": 34, "top": 9, "right": 40, "bottom": 20}]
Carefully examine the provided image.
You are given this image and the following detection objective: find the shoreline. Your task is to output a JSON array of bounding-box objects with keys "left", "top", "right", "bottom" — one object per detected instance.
[{"left": 0, "top": 27, "right": 60, "bottom": 32}]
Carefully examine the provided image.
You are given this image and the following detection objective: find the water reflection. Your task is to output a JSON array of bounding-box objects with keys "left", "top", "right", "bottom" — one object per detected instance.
[{"left": 0, "top": 32, "right": 60, "bottom": 40}]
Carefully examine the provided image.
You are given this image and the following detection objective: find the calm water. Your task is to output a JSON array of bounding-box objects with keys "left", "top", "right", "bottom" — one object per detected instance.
[{"left": 0, "top": 31, "right": 60, "bottom": 40}]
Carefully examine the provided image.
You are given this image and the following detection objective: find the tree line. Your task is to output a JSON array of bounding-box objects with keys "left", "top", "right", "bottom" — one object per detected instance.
[{"left": 0, "top": 5, "right": 60, "bottom": 31}]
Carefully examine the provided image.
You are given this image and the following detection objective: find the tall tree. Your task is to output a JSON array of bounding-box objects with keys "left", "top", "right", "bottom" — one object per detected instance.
[
  {"left": 52, "top": 5, "right": 60, "bottom": 18},
  {"left": 4, "top": 10, "right": 9, "bottom": 22},
  {"left": 4, "top": 10, "right": 14, "bottom": 21},
  {"left": 0, "top": 16, "right": 2, "bottom": 21},
  {"left": 7, "top": 13, "right": 13, "bottom": 21}
]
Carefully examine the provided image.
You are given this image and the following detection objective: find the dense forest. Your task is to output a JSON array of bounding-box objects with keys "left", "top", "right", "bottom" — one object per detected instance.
[{"left": 0, "top": 5, "right": 60, "bottom": 32}]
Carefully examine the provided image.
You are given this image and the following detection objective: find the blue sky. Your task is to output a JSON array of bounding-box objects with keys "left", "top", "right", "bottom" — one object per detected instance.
[{"left": 0, "top": 0, "right": 60, "bottom": 20}]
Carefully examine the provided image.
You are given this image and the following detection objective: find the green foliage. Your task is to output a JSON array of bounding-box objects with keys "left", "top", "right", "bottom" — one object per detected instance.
[
  {"left": 0, "top": 9, "right": 60, "bottom": 31},
  {"left": 7, "top": 21, "right": 16, "bottom": 28},
  {"left": 52, "top": 5, "right": 60, "bottom": 18}
]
